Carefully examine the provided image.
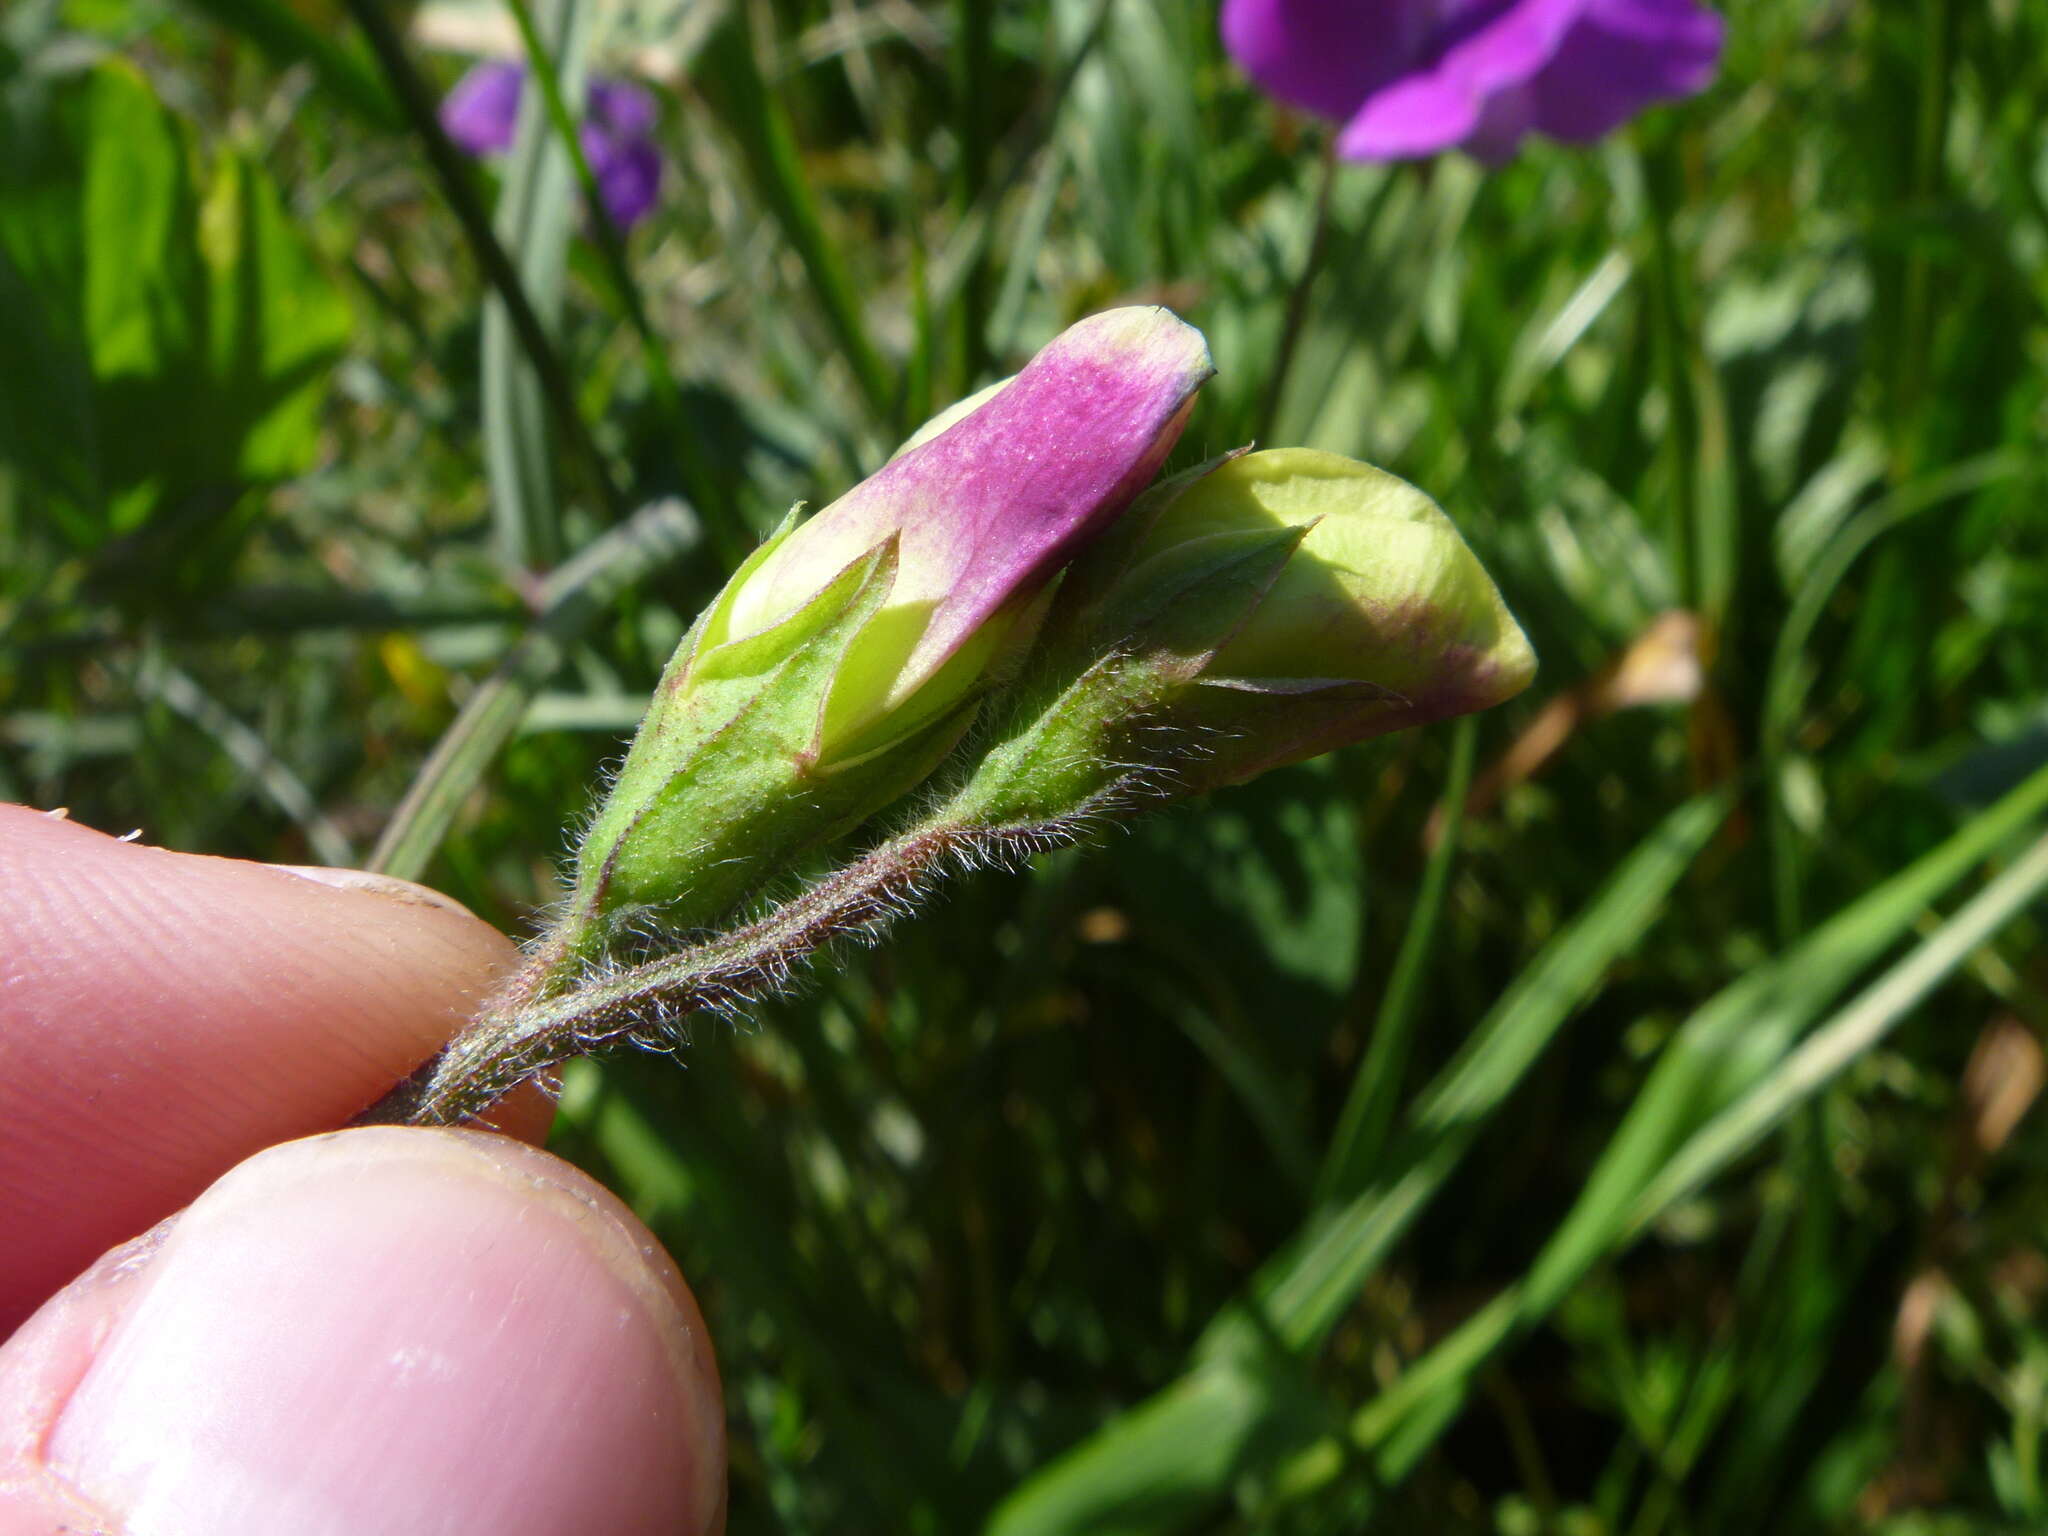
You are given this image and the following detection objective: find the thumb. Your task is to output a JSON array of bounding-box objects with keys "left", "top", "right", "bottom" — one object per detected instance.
[{"left": 0, "top": 1128, "right": 725, "bottom": 1535}]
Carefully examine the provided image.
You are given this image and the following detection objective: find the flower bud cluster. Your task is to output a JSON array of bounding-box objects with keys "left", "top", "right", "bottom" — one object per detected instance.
[
  {"left": 401, "top": 307, "right": 1539, "bottom": 1122},
  {"left": 552, "top": 310, "right": 1533, "bottom": 982}
]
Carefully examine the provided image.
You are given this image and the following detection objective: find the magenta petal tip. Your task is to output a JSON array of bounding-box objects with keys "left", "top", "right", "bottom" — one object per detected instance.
[{"left": 724, "top": 307, "right": 1214, "bottom": 732}]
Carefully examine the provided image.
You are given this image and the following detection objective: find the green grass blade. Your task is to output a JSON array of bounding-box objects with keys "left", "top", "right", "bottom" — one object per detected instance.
[
  {"left": 1642, "top": 139, "right": 1736, "bottom": 630},
  {"left": 1630, "top": 826, "right": 2048, "bottom": 1225},
  {"left": 1761, "top": 449, "right": 2035, "bottom": 939},
  {"left": 369, "top": 499, "right": 699, "bottom": 881},
  {"left": 1519, "top": 757, "right": 2048, "bottom": 1351},
  {"left": 988, "top": 142, "right": 1069, "bottom": 359},
  {"left": 930, "top": 0, "right": 1111, "bottom": 361},
  {"left": 697, "top": 12, "right": 894, "bottom": 425},
  {"left": 985, "top": 1365, "right": 1306, "bottom": 1536},
  {"left": 1316, "top": 716, "right": 1477, "bottom": 1205},
  {"left": 135, "top": 652, "right": 355, "bottom": 866},
  {"left": 1172, "top": 999, "right": 1317, "bottom": 1196},
  {"left": 1314, "top": 757, "right": 2048, "bottom": 1505},
  {"left": 986, "top": 790, "right": 1730, "bottom": 1536},
  {"left": 483, "top": 0, "right": 596, "bottom": 575},
  {"left": 948, "top": 0, "right": 994, "bottom": 378},
  {"left": 1208, "top": 789, "right": 1731, "bottom": 1362}
]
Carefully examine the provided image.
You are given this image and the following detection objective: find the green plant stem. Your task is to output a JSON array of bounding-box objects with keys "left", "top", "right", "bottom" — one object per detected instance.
[
  {"left": 1256, "top": 137, "right": 1338, "bottom": 444},
  {"left": 373, "top": 808, "right": 1081, "bottom": 1126},
  {"left": 480, "top": 0, "right": 588, "bottom": 573},
  {"left": 338, "top": 0, "right": 622, "bottom": 521},
  {"left": 1643, "top": 144, "right": 1706, "bottom": 617},
  {"left": 501, "top": 0, "right": 747, "bottom": 560},
  {"left": 1316, "top": 717, "right": 1476, "bottom": 1205}
]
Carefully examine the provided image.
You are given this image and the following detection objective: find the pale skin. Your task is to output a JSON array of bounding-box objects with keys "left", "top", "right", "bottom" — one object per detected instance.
[{"left": 0, "top": 803, "right": 727, "bottom": 1534}]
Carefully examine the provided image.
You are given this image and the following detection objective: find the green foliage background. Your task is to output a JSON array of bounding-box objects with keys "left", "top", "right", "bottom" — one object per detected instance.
[{"left": 6, "top": 0, "right": 2048, "bottom": 1528}]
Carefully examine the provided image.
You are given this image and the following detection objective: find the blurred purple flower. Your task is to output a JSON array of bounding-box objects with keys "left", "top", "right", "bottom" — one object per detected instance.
[
  {"left": 440, "top": 62, "right": 663, "bottom": 228},
  {"left": 1221, "top": 0, "right": 1724, "bottom": 163},
  {"left": 441, "top": 59, "right": 525, "bottom": 156}
]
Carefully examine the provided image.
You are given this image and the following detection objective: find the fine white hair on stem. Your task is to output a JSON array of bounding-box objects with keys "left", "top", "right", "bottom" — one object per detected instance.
[
  {"left": 393, "top": 804, "right": 1094, "bottom": 1124},
  {"left": 368, "top": 686, "right": 1251, "bottom": 1127}
]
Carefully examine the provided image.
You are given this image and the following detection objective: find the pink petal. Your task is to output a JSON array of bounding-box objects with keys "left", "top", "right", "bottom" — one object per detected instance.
[
  {"left": 727, "top": 308, "right": 1214, "bottom": 701},
  {"left": 1340, "top": 0, "right": 1587, "bottom": 158},
  {"left": 1221, "top": 0, "right": 1438, "bottom": 122}
]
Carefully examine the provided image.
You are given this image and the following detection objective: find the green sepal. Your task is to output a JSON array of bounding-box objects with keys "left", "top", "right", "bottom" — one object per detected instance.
[
  {"left": 684, "top": 504, "right": 805, "bottom": 674},
  {"left": 1021, "top": 455, "right": 1227, "bottom": 623},
  {"left": 947, "top": 523, "right": 1307, "bottom": 826},
  {"left": 584, "top": 513, "right": 854, "bottom": 893},
  {"left": 1077, "top": 522, "right": 1311, "bottom": 669},
  {"left": 565, "top": 534, "right": 977, "bottom": 948}
]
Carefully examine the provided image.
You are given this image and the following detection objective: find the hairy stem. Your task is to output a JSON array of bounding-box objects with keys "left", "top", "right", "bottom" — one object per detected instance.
[{"left": 368, "top": 811, "right": 1079, "bottom": 1127}]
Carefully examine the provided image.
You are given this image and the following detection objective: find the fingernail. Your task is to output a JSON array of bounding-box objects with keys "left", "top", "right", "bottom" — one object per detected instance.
[
  {"left": 264, "top": 865, "right": 481, "bottom": 919},
  {"left": 46, "top": 1128, "right": 724, "bottom": 1536}
]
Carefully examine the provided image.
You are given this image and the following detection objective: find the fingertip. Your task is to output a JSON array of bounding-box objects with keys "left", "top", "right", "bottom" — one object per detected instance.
[
  {"left": 1, "top": 1128, "right": 724, "bottom": 1536},
  {"left": 259, "top": 864, "right": 496, "bottom": 921},
  {"left": 0, "top": 806, "right": 531, "bottom": 1326}
]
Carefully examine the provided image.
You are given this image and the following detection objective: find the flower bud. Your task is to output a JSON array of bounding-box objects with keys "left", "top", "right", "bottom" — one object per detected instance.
[
  {"left": 1119, "top": 446, "right": 1536, "bottom": 788},
  {"left": 563, "top": 307, "right": 1215, "bottom": 942},
  {"left": 722, "top": 306, "right": 1213, "bottom": 761},
  {"left": 945, "top": 448, "right": 1534, "bottom": 822}
]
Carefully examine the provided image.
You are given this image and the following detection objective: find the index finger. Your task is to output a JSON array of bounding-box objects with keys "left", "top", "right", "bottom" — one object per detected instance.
[{"left": 0, "top": 804, "right": 541, "bottom": 1331}]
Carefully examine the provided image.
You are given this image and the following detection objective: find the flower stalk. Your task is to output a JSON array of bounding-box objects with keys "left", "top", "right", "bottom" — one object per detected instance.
[{"left": 380, "top": 809, "right": 1086, "bottom": 1125}]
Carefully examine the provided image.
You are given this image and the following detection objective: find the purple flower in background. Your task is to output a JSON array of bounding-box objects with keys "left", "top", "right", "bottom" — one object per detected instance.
[
  {"left": 441, "top": 62, "right": 663, "bottom": 228},
  {"left": 1221, "top": 0, "right": 1724, "bottom": 163},
  {"left": 441, "top": 60, "right": 526, "bottom": 155},
  {"left": 580, "top": 79, "right": 662, "bottom": 230}
]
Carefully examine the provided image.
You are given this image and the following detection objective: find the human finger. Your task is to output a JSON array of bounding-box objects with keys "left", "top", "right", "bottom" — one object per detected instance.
[
  {"left": 0, "top": 1127, "right": 725, "bottom": 1535},
  {"left": 0, "top": 804, "right": 546, "bottom": 1331}
]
